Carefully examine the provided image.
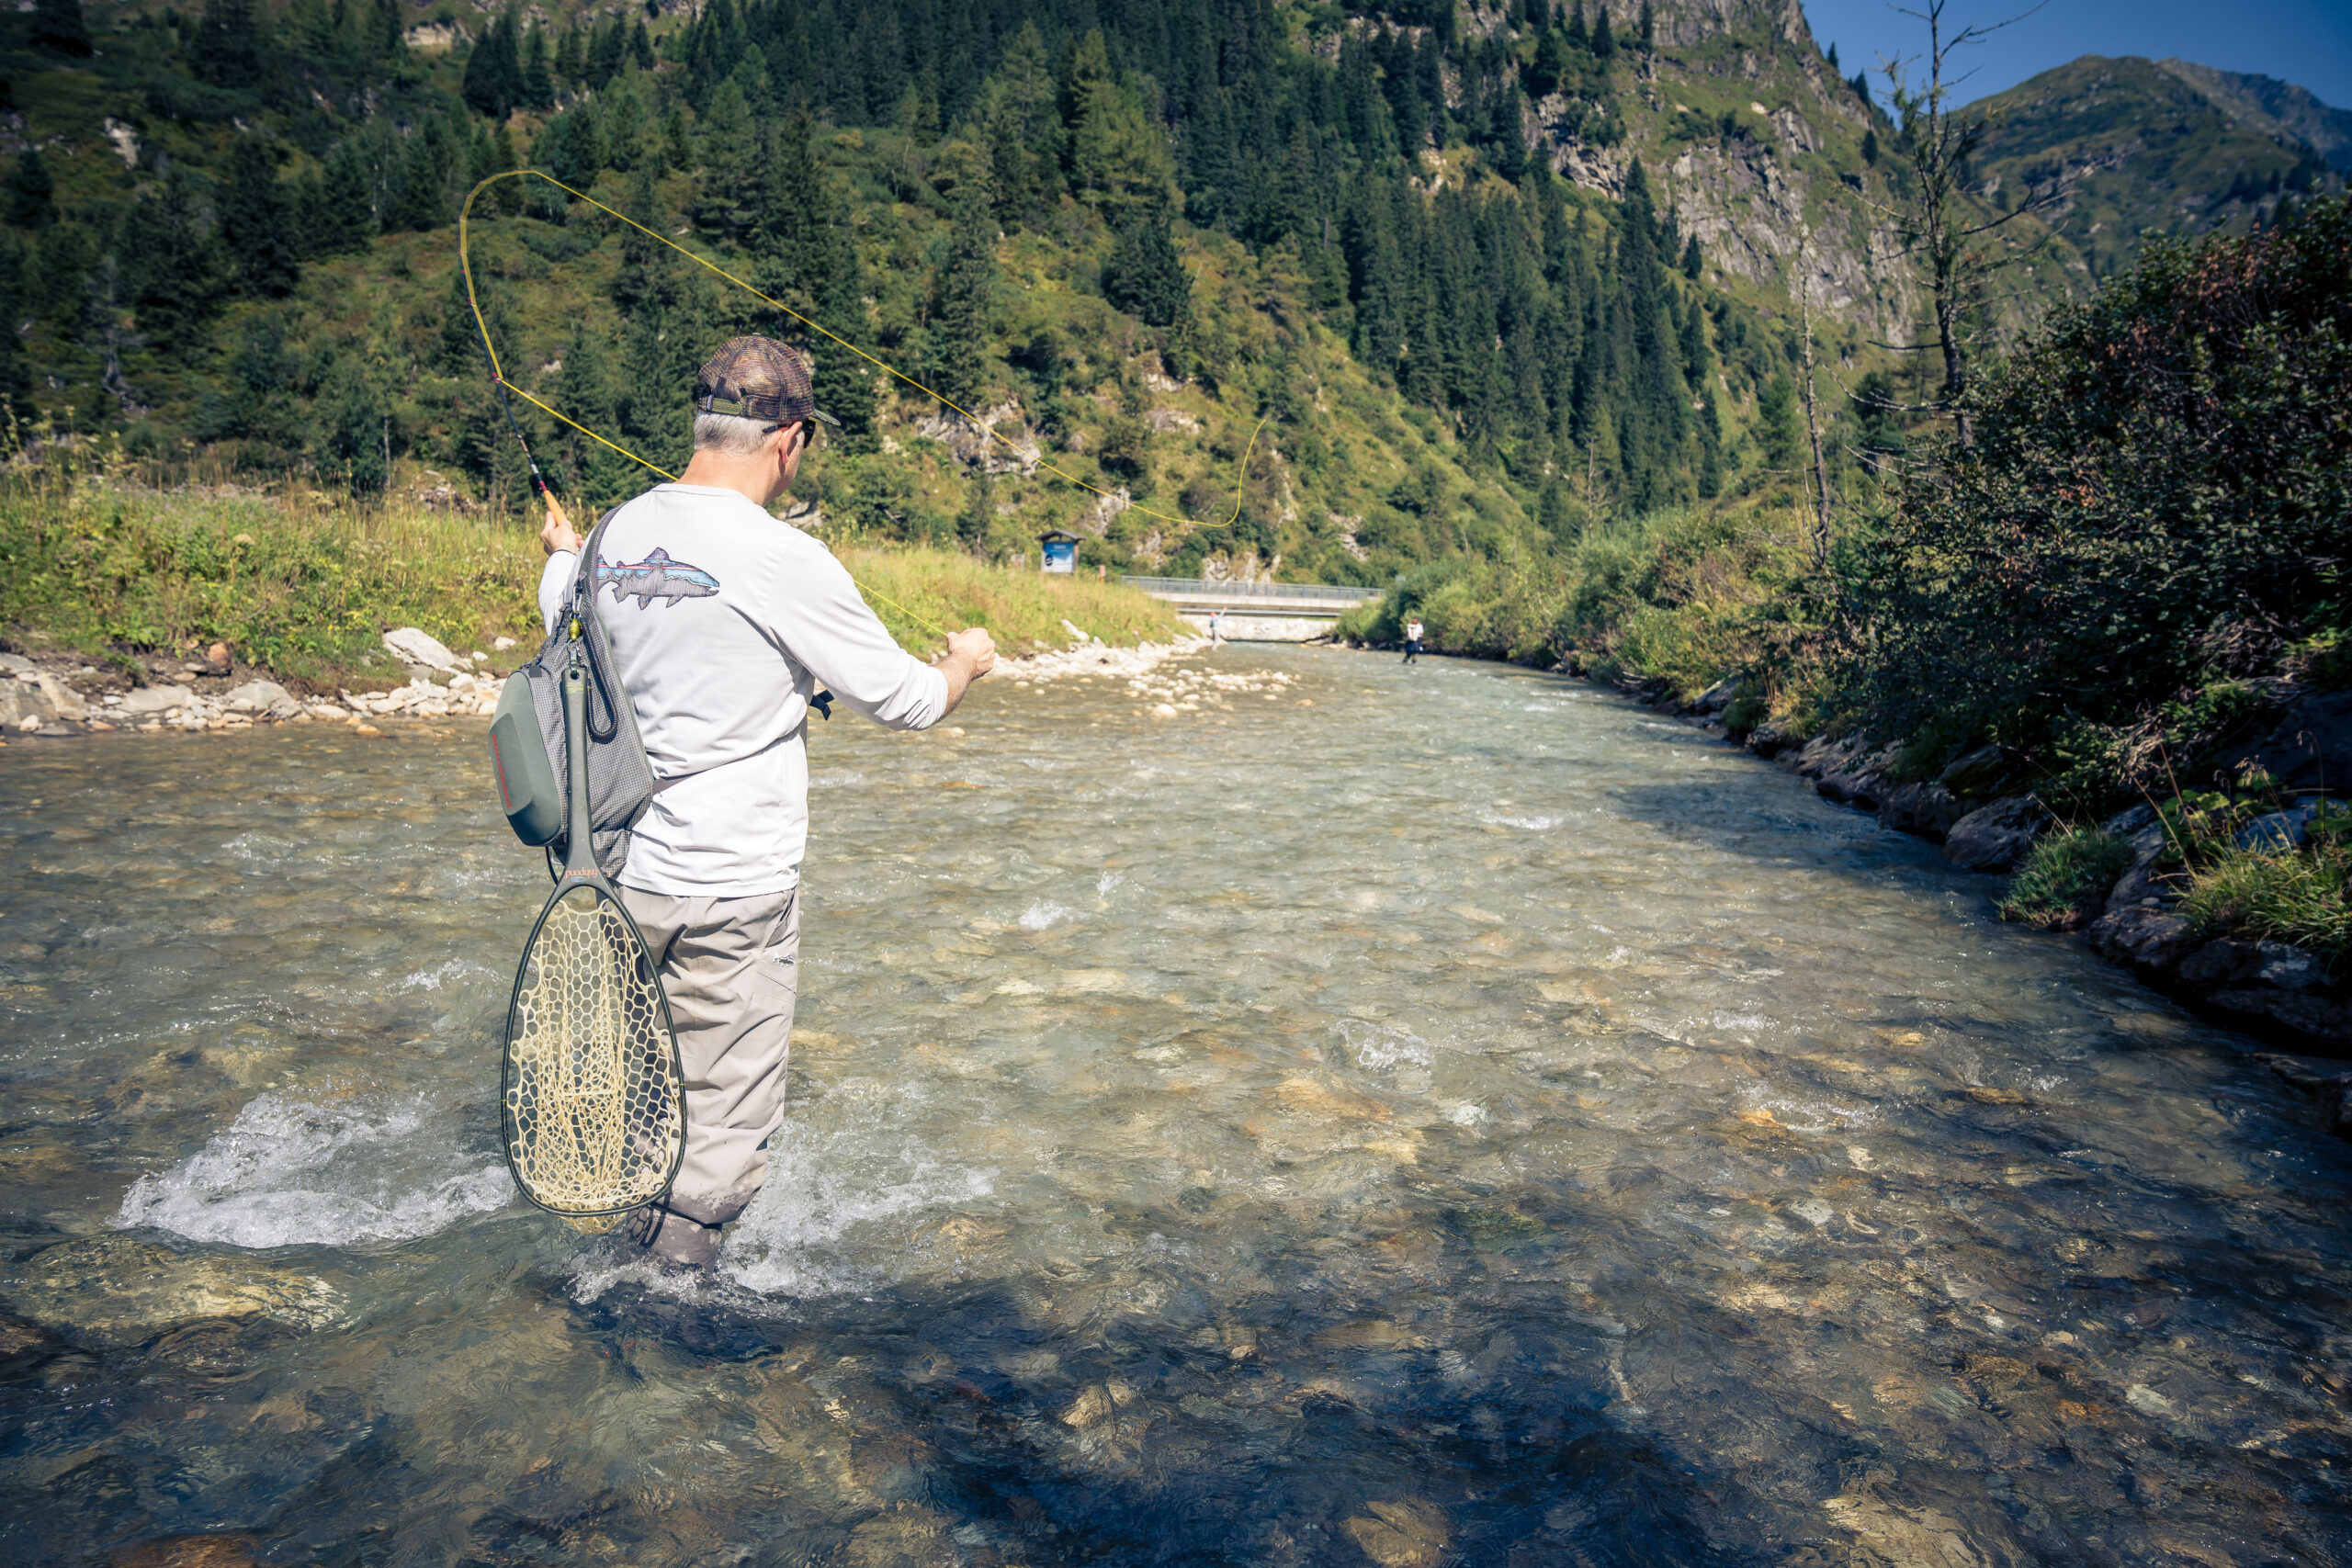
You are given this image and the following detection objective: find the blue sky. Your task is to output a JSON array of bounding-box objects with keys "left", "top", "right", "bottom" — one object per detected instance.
[{"left": 1796, "top": 0, "right": 2352, "bottom": 110}]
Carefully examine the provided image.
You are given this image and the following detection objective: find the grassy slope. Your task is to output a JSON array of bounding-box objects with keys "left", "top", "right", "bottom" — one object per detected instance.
[
  {"left": 0, "top": 468, "right": 1186, "bottom": 688},
  {"left": 1971, "top": 56, "right": 2323, "bottom": 275}
]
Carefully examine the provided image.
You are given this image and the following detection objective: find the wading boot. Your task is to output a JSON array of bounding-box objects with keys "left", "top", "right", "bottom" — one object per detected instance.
[{"left": 623, "top": 1202, "right": 724, "bottom": 1270}]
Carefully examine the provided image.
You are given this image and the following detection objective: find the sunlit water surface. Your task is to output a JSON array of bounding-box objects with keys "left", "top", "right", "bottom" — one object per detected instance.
[{"left": 1, "top": 648, "right": 2347, "bottom": 1566}]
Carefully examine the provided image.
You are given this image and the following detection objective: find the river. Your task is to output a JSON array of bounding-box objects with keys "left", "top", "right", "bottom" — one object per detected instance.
[{"left": 1, "top": 646, "right": 2346, "bottom": 1565}]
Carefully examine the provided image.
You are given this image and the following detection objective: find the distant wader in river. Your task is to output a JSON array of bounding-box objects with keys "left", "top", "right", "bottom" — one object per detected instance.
[
  {"left": 1207, "top": 607, "right": 1225, "bottom": 646},
  {"left": 531, "top": 337, "right": 999, "bottom": 1269},
  {"left": 1403, "top": 617, "right": 1424, "bottom": 665}
]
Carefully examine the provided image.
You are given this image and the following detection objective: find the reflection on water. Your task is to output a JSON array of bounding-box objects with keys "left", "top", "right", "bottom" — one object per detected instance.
[{"left": 2, "top": 649, "right": 2349, "bottom": 1565}]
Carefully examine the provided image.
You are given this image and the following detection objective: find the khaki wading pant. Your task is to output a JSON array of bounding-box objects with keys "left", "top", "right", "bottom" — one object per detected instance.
[{"left": 617, "top": 885, "right": 799, "bottom": 1229}]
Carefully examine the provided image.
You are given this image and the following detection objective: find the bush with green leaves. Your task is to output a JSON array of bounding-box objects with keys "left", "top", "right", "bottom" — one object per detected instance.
[{"left": 1842, "top": 196, "right": 2352, "bottom": 804}]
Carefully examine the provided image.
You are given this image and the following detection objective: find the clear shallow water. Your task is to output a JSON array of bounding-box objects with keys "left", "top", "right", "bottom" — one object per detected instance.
[{"left": 2, "top": 648, "right": 2348, "bottom": 1565}]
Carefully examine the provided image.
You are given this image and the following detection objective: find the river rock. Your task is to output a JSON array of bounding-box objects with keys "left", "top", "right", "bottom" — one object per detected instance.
[
  {"left": 2179, "top": 939, "right": 2267, "bottom": 987},
  {"left": 119, "top": 683, "right": 193, "bottom": 716},
  {"left": 1943, "top": 795, "right": 2049, "bottom": 872},
  {"left": 1878, "top": 781, "right": 1968, "bottom": 840},
  {"left": 1816, "top": 746, "right": 1897, "bottom": 808},
  {"left": 0, "top": 652, "right": 31, "bottom": 675},
  {"left": 382, "top": 626, "right": 463, "bottom": 672},
  {"left": 1937, "top": 743, "right": 2010, "bottom": 797},
  {"left": 222, "top": 679, "right": 300, "bottom": 719},
  {"left": 2238, "top": 800, "right": 2328, "bottom": 852},
  {"left": 0, "top": 1235, "right": 342, "bottom": 1349},
  {"left": 2088, "top": 906, "right": 2199, "bottom": 970}
]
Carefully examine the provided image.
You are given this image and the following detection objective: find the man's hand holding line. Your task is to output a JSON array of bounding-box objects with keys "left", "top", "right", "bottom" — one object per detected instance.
[{"left": 934, "top": 627, "right": 996, "bottom": 716}]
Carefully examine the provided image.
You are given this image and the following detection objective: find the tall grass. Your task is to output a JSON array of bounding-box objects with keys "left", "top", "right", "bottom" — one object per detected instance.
[
  {"left": 1336, "top": 503, "right": 1825, "bottom": 705},
  {"left": 835, "top": 546, "right": 1188, "bottom": 655},
  {"left": 0, "top": 468, "right": 1188, "bottom": 686}
]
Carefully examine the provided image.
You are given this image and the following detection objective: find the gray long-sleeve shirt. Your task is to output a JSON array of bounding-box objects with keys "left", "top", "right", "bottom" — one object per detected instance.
[{"left": 539, "top": 483, "right": 948, "bottom": 897}]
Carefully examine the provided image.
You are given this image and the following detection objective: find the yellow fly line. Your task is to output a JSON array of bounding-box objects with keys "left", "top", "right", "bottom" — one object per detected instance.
[{"left": 457, "top": 168, "right": 1270, "bottom": 637}]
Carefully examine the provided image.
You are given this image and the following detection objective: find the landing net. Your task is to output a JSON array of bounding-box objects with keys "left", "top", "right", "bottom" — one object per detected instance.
[{"left": 503, "top": 886, "right": 684, "bottom": 1234}]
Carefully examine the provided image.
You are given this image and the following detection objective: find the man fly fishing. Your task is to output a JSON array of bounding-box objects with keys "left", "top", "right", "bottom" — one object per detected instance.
[{"left": 530, "top": 336, "right": 996, "bottom": 1269}]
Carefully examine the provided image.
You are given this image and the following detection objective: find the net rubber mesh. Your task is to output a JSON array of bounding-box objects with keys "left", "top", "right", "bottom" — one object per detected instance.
[{"left": 504, "top": 886, "right": 684, "bottom": 1234}]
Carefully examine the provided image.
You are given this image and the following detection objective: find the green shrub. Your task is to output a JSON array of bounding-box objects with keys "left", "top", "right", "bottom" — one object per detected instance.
[
  {"left": 2177, "top": 805, "right": 2352, "bottom": 967},
  {"left": 1998, "top": 829, "right": 2134, "bottom": 929}
]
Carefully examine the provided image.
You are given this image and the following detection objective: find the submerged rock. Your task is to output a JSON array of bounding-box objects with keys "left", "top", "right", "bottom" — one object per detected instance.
[{"left": 0, "top": 1235, "right": 342, "bottom": 1349}]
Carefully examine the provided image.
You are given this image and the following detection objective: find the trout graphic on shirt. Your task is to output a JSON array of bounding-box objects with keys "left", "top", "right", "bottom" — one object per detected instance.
[{"left": 595, "top": 548, "right": 722, "bottom": 608}]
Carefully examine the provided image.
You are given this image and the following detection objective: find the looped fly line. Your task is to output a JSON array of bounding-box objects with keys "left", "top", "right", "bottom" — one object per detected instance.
[{"left": 457, "top": 169, "right": 1271, "bottom": 549}]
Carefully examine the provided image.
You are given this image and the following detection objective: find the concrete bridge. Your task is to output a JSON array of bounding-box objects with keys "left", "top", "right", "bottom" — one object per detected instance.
[{"left": 1122, "top": 576, "right": 1385, "bottom": 642}]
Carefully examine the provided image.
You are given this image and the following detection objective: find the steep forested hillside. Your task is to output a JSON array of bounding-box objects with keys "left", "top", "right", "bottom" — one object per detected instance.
[
  {"left": 1971, "top": 55, "right": 2345, "bottom": 277},
  {"left": 0, "top": 0, "right": 1945, "bottom": 585}
]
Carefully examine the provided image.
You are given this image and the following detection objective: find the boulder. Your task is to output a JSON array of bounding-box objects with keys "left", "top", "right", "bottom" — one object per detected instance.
[
  {"left": 1745, "top": 724, "right": 1792, "bottom": 759},
  {"left": 221, "top": 679, "right": 300, "bottom": 719},
  {"left": 1878, "top": 781, "right": 1969, "bottom": 841},
  {"left": 1816, "top": 759, "right": 1894, "bottom": 809},
  {"left": 1943, "top": 795, "right": 2049, "bottom": 872},
  {"left": 0, "top": 652, "right": 33, "bottom": 675},
  {"left": 2088, "top": 906, "right": 2199, "bottom": 970},
  {"left": 2237, "top": 800, "right": 2329, "bottom": 852},
  {"left": 119, "top": 683, "right": 193, "bottom": 716},
  {"left": 2179, "top": 939, "right": 2267, "bottom": 987},
  {"left": 0, "top": 1236, "right": 341, "bottom": 1349},
  {"left": 1692, "top": 677, "right": 1739, "bottom": 715},
  {"left": 33, "top": 673, "right": 85, "bottom": 721},
  {"left": 1937, "top": 743, "right": 2009, "bottom": 797},
  {"left": 382, "top": 626, "right": 463, "bottom": 672}
]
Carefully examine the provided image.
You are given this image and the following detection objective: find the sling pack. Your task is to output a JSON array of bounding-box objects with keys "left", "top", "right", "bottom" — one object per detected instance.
[{"left": 487, "top": 512, "right": 656, "bottom": 877}]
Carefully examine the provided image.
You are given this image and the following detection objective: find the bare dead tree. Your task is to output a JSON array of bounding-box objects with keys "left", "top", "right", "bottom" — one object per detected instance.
[
  {"left": 1867, "top": 0, "right": 2069, "bottom": 448},
  {"left": 1794, "top": 229, "right": 1836, "bottom": 576}
]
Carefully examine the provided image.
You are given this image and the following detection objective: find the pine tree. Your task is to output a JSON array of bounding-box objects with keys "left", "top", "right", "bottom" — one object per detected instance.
[
  {"left": 693, "top": 81, "right": 760, "bottom": 240},
  {"left": 1592, "top": 6, "right": 1615, "bottom": 60},
  {"left": 552, "top": 329, "right": 638, "bottom": 507},
  {"left": 220, "top": 139, "right": 298, "bottom": 296},
  {"left": 521, "top": 24, "right": 556, "bottom": 111},
  {"left": 955, "top": 466, "right": 992, "bottom": 551},
  {"left": 439, "top": 260, "right": 506, "bottom": 375},
  {"left": 128, "top": 167, "right": 226, "bottom": 343},
  {"left": 979, "top": 21, "right": 1063, "bottom": 224},
  {"left": 1102, "top": 210, "right": 1191, "bottom": 328},
  {"left": 539, "top": 104, "right": 605, "bottom": 188},
  {"left": 390, "top": 132, "right": 448, "bottom": 231},
  {"left": 554, "top": 22, "right": 583, "bottom": 85},
  {"left": 1680, "top": 233, "right": 1702, "bottom": 278},
  {"left": 188, "top": 0, "right": 265, "bottom": 87},
  {"left": 28, "top": 0, "right": 91, "bottom": 57},
  {"left": 926, "top": 197, "right": 996, "bottom": 409},
  {"left": 1639, "top": 0, "right": 1654, "bottom": 51},
  {"left": 6, "top": 149, "right": 55, "bottom": 229},
  {"left": 309, "top": 140, "right": 377, "bottom": 255},
  {"left": 1861, "top": 127, "right": 1879, "bottom": 165},
  {"left": 1826, "top": 40, "right": 1839, "bottom": 71},
  {"left": 603, "top": 76, "right": 650, "bottom": 173},
  {"left": 462, "top": 9, "right": 522, "bottom": 120},
  {"left": 314, "top": 358, "right": 388, "bottom": 493}
]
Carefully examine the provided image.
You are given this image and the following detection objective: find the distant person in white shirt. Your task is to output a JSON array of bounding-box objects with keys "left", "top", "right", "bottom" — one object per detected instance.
[
  {"left": 1206, "top": 606, "right": 1225, "bottom": 646},
  {"left": 534, "top": 337, "right": 995, "bottom": 1269},
  {"left": 1403, "top": 616, "right": 1425, "bottom": 665}
]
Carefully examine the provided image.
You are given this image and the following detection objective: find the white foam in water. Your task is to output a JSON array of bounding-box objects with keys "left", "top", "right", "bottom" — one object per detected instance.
[
  {"left": 718, "top": 1116, "right": 998, "bottom": 1298},
  {"left": 118, "top": 1092, "right": 514, "bottom": 1248},
  {"left": 1019, "top": 899, "right": 1070, "bottom": 931}
]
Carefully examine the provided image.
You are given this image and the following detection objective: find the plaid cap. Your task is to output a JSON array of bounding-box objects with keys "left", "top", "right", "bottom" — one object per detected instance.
[{"left": 692, "top": 336, "right": 840, "bottom": 428}]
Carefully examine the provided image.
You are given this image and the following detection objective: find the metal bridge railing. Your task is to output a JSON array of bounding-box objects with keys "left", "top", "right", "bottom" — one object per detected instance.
[{"left": 1122, "top": 576, "right": 1383, "bottom": 604}]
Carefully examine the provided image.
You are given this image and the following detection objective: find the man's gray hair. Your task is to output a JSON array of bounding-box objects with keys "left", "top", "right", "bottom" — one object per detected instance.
[{"left": 692, "top": 412, "right": 785, "bottom": 457}]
